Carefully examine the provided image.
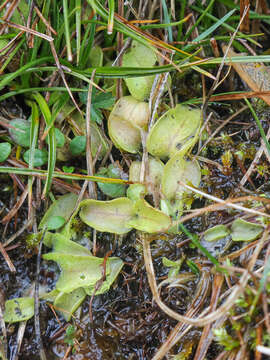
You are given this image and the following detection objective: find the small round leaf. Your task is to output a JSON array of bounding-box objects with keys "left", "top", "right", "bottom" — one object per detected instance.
[
  {"left": 147, "top": 105, "right": 201, "bottom": 159},
  {"left": 23, "top": 149, "right": 48, "bottom": 167},
  {"left": 9, "top": 118, "right": 31, "bottom": 147},
  {"left": 70, "top": 136, "right": 86, "bottom": 156},
  {"left": 108, "top": 96, "right": 149, "bottom": 153},
  {"left": 0, "top": 142, "right": 11, "bottom": 162},
  {"left": 162, "top": 153, "right": 201, "bottom": 201}
]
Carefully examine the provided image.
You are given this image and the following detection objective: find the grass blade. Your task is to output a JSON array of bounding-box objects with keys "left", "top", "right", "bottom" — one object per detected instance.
[
  {"left": 31, "top": 93, "right": 56, "bottom": 197},
  {"left": 183, "top": 0, "right": 215, "bottom": 41},
  {"left": 190, "top": 4, "right": 260, "bottom": 46},
  {"left": 0, "top": 166, "right": 130, "bottom": 184},
  {"left": 178, "top": 223, "right": 225, "bottom": 273},
  {"left": 161, "top": 0, "right": 173, "bottom": 42},
  {"left": 191, "top": 8, "right": 236, "bottom": 43},
  {"left": 244, "top": 98, "right": 270, "bottom": 156},
  {"left": 0, "top": 87, "right": 87, "bottom": 102},
  {"left": 0, "top": 56, "right": 52, "bottom": 89},
  {"left": 107, "top": 0, "right": 115, "bottom": 34},
  {"left": 75, "top": 0, "right": 81, "bottom": 65},
  {"left": 63, "top": 0, "right": 73, "bottom": 61},
  {"left": 26, "top": 100, "right": 39, "bottom": 220}
]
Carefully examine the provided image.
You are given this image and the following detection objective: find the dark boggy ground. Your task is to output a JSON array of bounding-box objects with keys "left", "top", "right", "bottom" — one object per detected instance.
[{"left": 1, "top": 103, "right": 269, "bottom": 359}]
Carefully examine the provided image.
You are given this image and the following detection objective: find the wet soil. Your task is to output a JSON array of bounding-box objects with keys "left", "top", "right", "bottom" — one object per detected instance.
[{"left": 1, "top": 90, "right": 270, "bottom": 359}]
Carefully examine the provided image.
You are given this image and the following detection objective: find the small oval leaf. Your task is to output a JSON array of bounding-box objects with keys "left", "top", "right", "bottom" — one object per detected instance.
[
  {"left": 79, "top": 198, "right": 133, "bottom": 234},
  {"left": 162, "top": 153, "right": 201, "bottom": 201},
  {"left": 4, "top": 297, "right": 34, "bottom": 323},
  {"left": 70, "top": 136, "right": 86, "bottom": 156},
  {"left": 122, "top": 41, "right": 157, "bottom": 101},
  {"left": 9, "top": 118, "right": 31, "bottom": 147},
  {"left": 39, "top": 193, "right": 78, "bottom": 230},
  {"left": 147, "top": 105, "right": 201, "bottom": 159},
  {"left": 23, "top": 148, "right": 48, "bottom": 167},
  {"left": 204, "top": 225, "right": 230, "bottom": 242},
  {"left": 69, "top": 123, "right": 108, "bottom": 159},
  {"left": 96, "top": 165, "right": 126, "bottom": 198},
  {"left": 46, "top": 216, "right": 66, "bottom": 230},
  {"left": 231, "top": 218, "right": 263, "bottom": 242},
  {"left": 200, "top": 224, "right": 232, "bottom": 257},
  {"left": 88, "top": 45, "right": 103, "bottom": 67},
  {"left": 0, "top": 142, "right": 11, "bottom": 162},
  {"left": 108, "top": 96, "right": 149, "bottom": 153}
]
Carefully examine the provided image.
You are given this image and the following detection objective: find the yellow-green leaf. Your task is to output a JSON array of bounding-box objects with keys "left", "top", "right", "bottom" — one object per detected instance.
[
  {"left": 129, "top": 157, "right": 164, "bottom": 196},
  {"left": 108, "top": 96, "right": 149, "bottom": 153},
  {"left": 39, "top": 193, "right": 78, "bottom": 230},
  {"left": 122, "top": 41, "right": 157, "bottom": 101},
  {"left": 147, "top": 105, "right": 201, "bottom": 159},
  {"left": 231, "top": 218, "right": 263, "bottom": 242},
  {"left": 127, "top": 199, "right": 171, "bottom": 233},
  {"left": 41, "top": 288, "right": 86, "bottom": 321},
  {"left": 4, "top": 297, "right": 34, "bottom": 323},
  {"left": 79, "top": 197, "right": 133, "bottom": 234},
  {"left": 162, "top": 153, "right": 201, "bottom": 201}
]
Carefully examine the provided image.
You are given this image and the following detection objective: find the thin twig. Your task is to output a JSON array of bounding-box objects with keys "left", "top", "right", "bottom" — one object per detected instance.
[
  {"left": 34, "top": 5, "right": 57, "bottom": 35},
  {"left": 1, "top": 186, "right": 28, "bottom": 224},
  {"left": 177, "top": 182, "right": 270, "bottom": 219},
  {"left": 3, "top": 217, "right": 33, "bottom": 247},
  {"left": 0, "top": 19, "right": 53, "bottom": 41},
  {"left": 11, "top": 321, "right": 27, "bottom": 360},
  {"left": 0, "top": 242, "right": 15, "bottom": 272},
  {"left": 142, "top": 231, "right": 257, "bottom": 326},
  {"left": 48, "top": 29, "right": 82, "bottom": 116}
]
